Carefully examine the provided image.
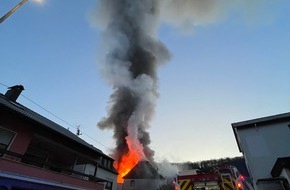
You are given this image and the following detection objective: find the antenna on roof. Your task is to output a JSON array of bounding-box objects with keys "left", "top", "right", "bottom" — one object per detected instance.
[{"left": 76, "top": 125, "right": 82, "bottom": 136}]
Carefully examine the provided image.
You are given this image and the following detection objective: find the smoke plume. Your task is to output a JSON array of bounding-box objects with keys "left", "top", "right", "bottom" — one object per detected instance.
[
  {"left": 94, "top": 0, "right": 263, "bottom": 165},
  {"left": 96, "top": 0, "right": 170, "bottom": 163}
]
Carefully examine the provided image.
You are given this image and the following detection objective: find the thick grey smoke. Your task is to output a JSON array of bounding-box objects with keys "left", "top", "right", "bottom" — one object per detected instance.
[
  {"left": 94, "top": 0, "right": 262, "bottom": 165},
  {"left": 157, "top": 159, "right": 179, "bottom": 178},
  {"left": 96, "top": 0, "right": 170, "bottom": 164}
]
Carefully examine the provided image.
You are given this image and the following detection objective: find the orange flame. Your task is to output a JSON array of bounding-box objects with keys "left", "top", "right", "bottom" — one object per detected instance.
[
  {"left": 114, "top": 135, "right": 146, "bottom": 184},
  {"left": 114, "top": 148, "right": 141, "bottom": 183}
]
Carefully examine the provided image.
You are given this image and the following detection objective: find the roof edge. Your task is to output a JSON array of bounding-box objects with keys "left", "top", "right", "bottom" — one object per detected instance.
[
  {"left": 232, "top": 112, "right": 290, "bottom": 128},
  {"left": 0, "top": 93, "right": 107, "bottom": 158}
]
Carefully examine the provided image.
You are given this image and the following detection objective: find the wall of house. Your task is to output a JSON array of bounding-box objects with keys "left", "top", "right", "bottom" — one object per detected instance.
[
  {"left": 122, "top": 179, "right": 164, "bottom": 190},
  {"left": 0, "top": 112, "right": 106, "bottom": 190},
  {"left": 236, "top": 121, "right": 290, "bottom": 189},
  {"left": 0, "top": 113, "right": 33, "bottom": 155},
  {"left": 96, "top": 167, "right": 117, "bottom": 190},
  {"left": 1, "top": 107, "right": 118, "bottom": 190}
]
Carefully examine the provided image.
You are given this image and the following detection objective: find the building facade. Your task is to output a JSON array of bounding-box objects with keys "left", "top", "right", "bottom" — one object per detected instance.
[
  {"left": 232, "top": 112, "right": 290, "bottom": 190},
  {"left": 0, "top": 85, "right": 118, "bottom": 190},
  {"left": 122, "top": 161, "right": 165, "bottom": 190}
]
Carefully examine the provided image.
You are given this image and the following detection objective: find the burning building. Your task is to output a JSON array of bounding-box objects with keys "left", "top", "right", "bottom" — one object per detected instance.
[
  {"left": 95, "top": 0, "right": 170, "bottom": 183},
  {"left": 93, "top": 0, "right": 256, "bottom": 186},
  {"left": 122, "top": 160, "right": 165, "bottom": 190}
]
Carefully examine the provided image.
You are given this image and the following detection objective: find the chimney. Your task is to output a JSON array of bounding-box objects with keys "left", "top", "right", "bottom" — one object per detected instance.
[{"left": 5, "top": 85, "right": 25, "bottom": 102}]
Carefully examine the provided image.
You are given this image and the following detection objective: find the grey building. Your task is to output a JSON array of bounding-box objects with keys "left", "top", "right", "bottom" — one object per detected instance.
[
  {"left": 232, "top": 112, "right": 290, "bottom": 190},
  {"left": 122, "top": 160, "right": 165, "bottom": 190}
]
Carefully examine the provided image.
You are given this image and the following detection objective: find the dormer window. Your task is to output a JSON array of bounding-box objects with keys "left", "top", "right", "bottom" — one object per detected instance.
[{"left": 0, "top": 127, "right": 16, "bottom": 157}]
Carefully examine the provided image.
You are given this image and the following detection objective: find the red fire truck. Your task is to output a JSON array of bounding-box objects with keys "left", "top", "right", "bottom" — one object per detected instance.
[{"left": 177, "top": 165, "right": 247, "bottom": 190}]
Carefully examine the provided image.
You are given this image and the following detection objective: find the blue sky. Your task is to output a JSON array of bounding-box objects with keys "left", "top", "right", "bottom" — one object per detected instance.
[{"left": 1, "top": 0, "right": 290, "bottom": 162}]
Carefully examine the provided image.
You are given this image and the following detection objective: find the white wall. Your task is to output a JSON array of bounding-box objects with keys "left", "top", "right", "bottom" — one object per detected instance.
[
  {"left": 122, "top": 179, "right": 164, "bottom": 190},
  {"left": 236, "top": 122, "right": 290, "bottom": 189},
  {"left": 96, "top": 167, "right": 117, "bottom": 190},
  {"left": 84, "top": 164, "right": 96, "bottom": 176}
]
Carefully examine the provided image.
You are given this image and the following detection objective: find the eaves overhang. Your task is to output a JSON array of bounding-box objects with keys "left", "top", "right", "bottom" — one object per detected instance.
[{"left": 231, "top": 112, "right": 290, "bottom": 152}]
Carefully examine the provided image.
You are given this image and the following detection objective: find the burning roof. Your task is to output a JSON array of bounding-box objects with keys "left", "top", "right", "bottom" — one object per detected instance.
[{"left": 123, "top": 160, "right": 164, "bottom": 180}]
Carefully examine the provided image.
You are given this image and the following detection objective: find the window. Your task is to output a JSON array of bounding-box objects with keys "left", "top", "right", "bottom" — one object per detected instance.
[
  {"left": 0, "top": 127, "right": 16, "bottom": 156},
  {"left": 130, "top": 180, "right": 135, "bottom": 187},
  {"left": 105, "top": 181, "right": 112, "bottom": 190},
  {"left": 103, "top": 158, "right": 107, "bottom": 167},
  {"left": 107, "top": 160, "right": 111, "bottom": 168},
  {"left": 200, "top": 178, "right": 206, "bottom": 182},
  {"left": 235, "top": 171, "right": 240, "bottom": 178}
]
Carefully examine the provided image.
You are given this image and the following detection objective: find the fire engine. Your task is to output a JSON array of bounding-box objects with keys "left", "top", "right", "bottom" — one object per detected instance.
[{"left": 177, "top": 165, "right": 251, "bottom": 190}]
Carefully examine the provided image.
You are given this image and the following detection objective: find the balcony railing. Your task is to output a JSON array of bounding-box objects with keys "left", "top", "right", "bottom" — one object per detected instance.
[{"left": 0, "top": 148, "right": 105, "bottom": 183}]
